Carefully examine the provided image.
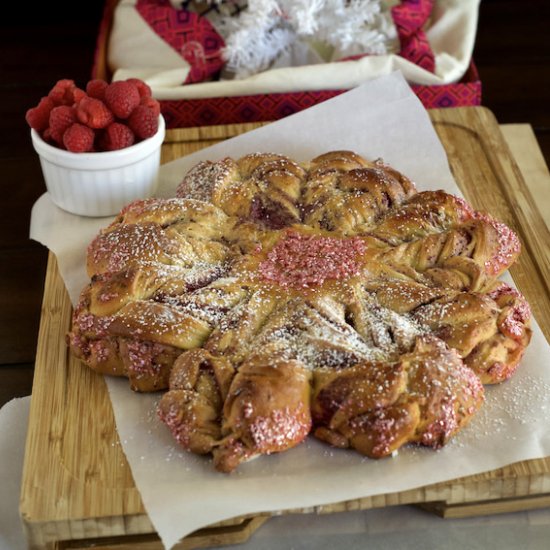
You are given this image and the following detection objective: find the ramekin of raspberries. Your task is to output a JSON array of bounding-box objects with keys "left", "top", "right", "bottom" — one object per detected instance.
[
  {"left": 28, "top": 78, "right": 165, "bottom": 217},
  {"left": 26, "top": 78, "right": 162, "bottom": 152}
]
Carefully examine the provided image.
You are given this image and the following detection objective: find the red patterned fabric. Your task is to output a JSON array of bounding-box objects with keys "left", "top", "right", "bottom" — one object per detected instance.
[
  {"left": 135, "top": 0, "right": 225, "bottom": 84},
  {"left": 392, "top": 0, "right": 435, "bottom": 72},
  {"left": 135, "top": 0, "right": 436, "bottom": 83},
  {"left": 93, "top": 1, "right": 481, "bottom": 128},
  {"left": 159, "top": 63, "right": 481, "bottom": 129}
]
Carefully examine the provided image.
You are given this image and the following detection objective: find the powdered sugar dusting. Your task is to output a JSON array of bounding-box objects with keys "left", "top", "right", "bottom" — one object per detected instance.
[
  {"left": 352, "top": 292, "right": 425, "bottom": 355},
  {"left": 249, "top": 407, "right": 311, "bottom": 451},
  {"left": 451, "top": 374, "right": 550, "bottom": 447},
  {"left": 88, "top": 223, "right": 173, "bottom": 274},
  {"left": 176, "top": 158, "right": 235, "bottom": 202}
]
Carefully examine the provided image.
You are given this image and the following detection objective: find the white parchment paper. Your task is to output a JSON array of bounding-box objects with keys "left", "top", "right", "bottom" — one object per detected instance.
[{"left": 30, "top": 73, "right": 550, "bottom": 550}]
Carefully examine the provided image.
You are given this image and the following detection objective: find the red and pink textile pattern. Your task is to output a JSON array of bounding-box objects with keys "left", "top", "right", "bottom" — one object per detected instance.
[
  {"left": 93, "top": 0, "right": 481, "bottom": 128},
  {"left": 392, "top": 0, "right": 435, "bottom": 72},
  {"left": 134, "top": 0, "right": 437, "bottom": 84},
  {"left": 158, "top": 63, "right": 481, "bottom": 129},
  {"left": 135, "top": 0, "right": 226, "bottom": 84}
]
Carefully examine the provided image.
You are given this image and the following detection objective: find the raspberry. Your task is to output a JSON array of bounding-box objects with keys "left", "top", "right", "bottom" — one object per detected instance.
[
  {"left": 48, "top": 79, "right": 79, "bottom": 105},
  {"left": 76, "top": 97, "right": 114, "bottom": 129},
  {"left": 73, "top": 88, "right": 87, "bottom": 105},
  {"left": 42, "top": 128, "right": 53, "bottom": 143},
  {"left": 25, "top": 96, "right": 55, "bottom": 131},
  {"left": 127, "top": 105, "right": 159, "bottom": 139},
  {"left": 86, "top": 79, "right": 108, "bottom": 101},
  {"left": 63, "top": 123, "right": 95, "bottom": 152},
  {"left": 28, "top": 78, "right": 159, "bottom": 151},
  {"left": 104, "top": 81, "right": 140, "bottom": 119},
  {"left": 140, "top": 96, "right": 161, "bottom": 117},
  {"left": 126, "top": 78, "right": 152, "bottom": 98},
  {"left": 99, "top": 122, "right": 135, "bottom": 151},
  {"left": 49, "top": 105, "right": 77, "bottom": 143}
]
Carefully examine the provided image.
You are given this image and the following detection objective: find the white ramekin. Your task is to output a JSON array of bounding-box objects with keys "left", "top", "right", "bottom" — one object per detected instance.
[{"left": 31, "top": 115, "right": 166, "bottom": 217}]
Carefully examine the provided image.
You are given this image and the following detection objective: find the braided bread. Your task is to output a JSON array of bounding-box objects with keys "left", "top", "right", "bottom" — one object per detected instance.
[{"left": 68, "top": 151, "right": 531, "bottom": 471}]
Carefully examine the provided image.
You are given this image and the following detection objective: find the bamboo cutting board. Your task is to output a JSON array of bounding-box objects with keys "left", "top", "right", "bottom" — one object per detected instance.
[{"left": 20, "top": 107, "right": 550, "bottom": 549}]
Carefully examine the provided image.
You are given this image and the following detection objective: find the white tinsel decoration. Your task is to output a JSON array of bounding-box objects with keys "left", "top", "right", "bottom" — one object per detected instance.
[
  {"left": 219, "top": 1, "right": 297, "bottom": 78},
  {"left": 207, "top": 0, "right": 396, "bottom": 79}
]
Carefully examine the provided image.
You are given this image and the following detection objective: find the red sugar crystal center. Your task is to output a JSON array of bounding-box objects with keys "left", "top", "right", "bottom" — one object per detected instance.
[{"left": 258, "top": 231, "right": 366, "bottom": 288}]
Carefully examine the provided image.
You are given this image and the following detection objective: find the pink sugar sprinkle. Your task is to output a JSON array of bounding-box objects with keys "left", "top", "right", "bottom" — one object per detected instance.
[
  {"left": 119, "top": 197, "right": 159, "bottom": 217},
  {"left": 159, "top": 402, "right": 193, "bottom": 448},
  {"left": 487, "top": 283, "right": 531, "bottom": 342},
  {"left": 502, "top": 316, "right": 525, "bottom": 339},
  {"left": 126, "top": 339, "right": 164, "bottom": 377},
  {"left": 420, "top": 399, "right": 459, "bottom": 447},
  {"left": 489, "top": 284, "right": 532, "bottom": 322},
  {"left": 486, "top": 361, "right": 516, "bottom": 381},
  {"left": 453, "top": 196, "right": 475, "bottom": 222},
  {"left": 76, "top": 311, "right": 113, "bottom": 336},
  {"left": 472, "top": 211, "right": 520, "bottom": 275},
  {"left": 89, "top": 339, "right": 111, "bottom": 362},
  {"left": 487, "top": 282, "right": 520, "bottom": 302},
  {"left": 69, "top": 332, "right": 89, "bottom": 356},
  {"left": 258, "top": 231, "right": 366, "bottom": 288},
  {"left": 248, "top": 406, "right": 310, "bottom": 451}
]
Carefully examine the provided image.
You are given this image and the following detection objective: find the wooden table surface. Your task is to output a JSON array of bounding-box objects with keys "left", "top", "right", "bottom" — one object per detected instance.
[{"left": 1, "top": 0, "right": 549, "bottom": 408}]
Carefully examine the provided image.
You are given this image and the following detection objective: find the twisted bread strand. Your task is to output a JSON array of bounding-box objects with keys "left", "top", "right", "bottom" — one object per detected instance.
[
  {"left": 67, "top": 151, "right": 532, "bottom": 472},
  {"left": 158, "top": 349, "right": 235, "bottom": 455},
  {"left": 380, "top": 218, "right": 521, "bottom": 284},
  {"left": 214, "top": 351, "right": 312, "bottom": 473},
  {"left": 312, "top": 336, "right": 485, "bottom": 458},
  {"left": 303, "top": 152, "right": 416, "bottom": 234}
]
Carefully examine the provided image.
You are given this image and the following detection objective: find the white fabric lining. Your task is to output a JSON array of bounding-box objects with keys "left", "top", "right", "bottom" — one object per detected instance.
[{"left": 108, "top": 0, "right": 480, "bottom": 100}]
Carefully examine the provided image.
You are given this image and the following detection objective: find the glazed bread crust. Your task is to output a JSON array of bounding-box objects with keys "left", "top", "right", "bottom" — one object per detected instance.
[{"left": 68, "top": 151, "right": 531, "bottom": 471}]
